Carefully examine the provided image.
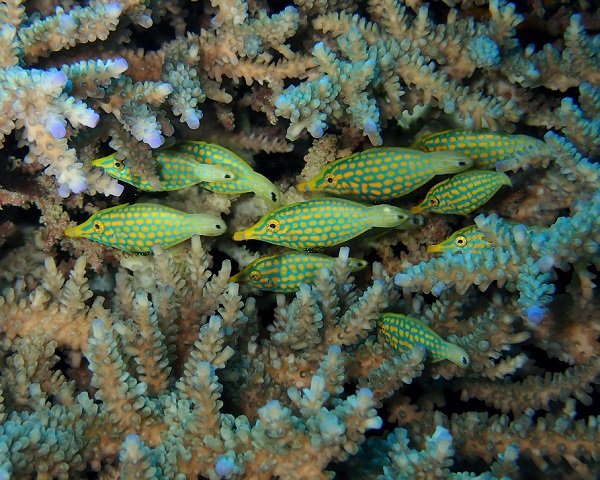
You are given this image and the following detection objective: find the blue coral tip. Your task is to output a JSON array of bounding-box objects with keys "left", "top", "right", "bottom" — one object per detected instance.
[
  {"left": 394, "top": 273, "right": 410, "bottom": 287},
  {"left": 525, "top": 306, "right": 545, "bottom": 324},
  {"left": 215, "top": 456, "right": 235, "bottom": 476}
]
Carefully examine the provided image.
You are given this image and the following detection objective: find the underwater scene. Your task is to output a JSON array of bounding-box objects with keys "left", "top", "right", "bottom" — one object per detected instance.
[{"left": 0, "top": 0, "right": 599, "bottom": 478}]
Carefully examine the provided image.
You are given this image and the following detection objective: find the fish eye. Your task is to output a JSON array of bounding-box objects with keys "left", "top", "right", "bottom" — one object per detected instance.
[
  {"left": 461, "top": 356, "right": 468, "bottom": 365},
  {"left": 397, "top": 214, "right": 406, "bottom": 220},
  {"left": 459, "top": 161, "right": 467, "bottom": 166},
  {"left": 455, "top": 235, "right": 467, "bottom": 247},
  {"left": 113, "top": 160, "right": 124, "bottom": 171},
  {"left": 271, "top": 192, "right": 278, "bottom": 203},
  {"left": 215, "top": 224, "right": 222, "bottom": 229},
  {"left": 267, "top": 220, "right": 280, "bottom": 232},
  {"left": 225, "top": 174, "right": 232, "bottom": 179},
  {"left": 429, "top": 197, "right": 439, "bottom": 207},
  {"left": 93, "top": 220, "right": 104, "bottom": 233},
  {"left": 326, "top": 176, "right": 336, "bottom": 184},
  {"left": 249, "top": 270, "right": 261, "bottom": 281}
]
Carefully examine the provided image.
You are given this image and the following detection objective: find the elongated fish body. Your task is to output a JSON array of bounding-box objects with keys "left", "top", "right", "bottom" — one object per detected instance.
[
  {"left": 91, "top": 151, "right": 236, "bottom": 191},
  {"left": 428, "top": 222, "right": 541, "bottom": 253},
  {"left": 64, "top": 203, "right": 226, "bottom": 253},
  {"left": 230, "top": 251, "right": 368, "bottom": 293},
  {"left": 169, "top": 141, "right": 281, "bottom": 206},
  {"left": 297, "top": 147, "right": 472, "bottom": 201},
  {"left": 377, "top": 313, "right": 470, "bottom": 367},
  {"left": 411, "top": 129, "right": 546, "bottom": 170},
  {"left": 232, "top": 197, "right": 421, "bottom": 250},
  {"left": 427, "top": 225, "right": 492, "bottom": 253},
  {"left": 411, "top": 170, "right": 512, "bottom": 215}
]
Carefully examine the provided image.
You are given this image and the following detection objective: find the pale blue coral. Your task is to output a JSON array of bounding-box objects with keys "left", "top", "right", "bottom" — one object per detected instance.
[
  {"left": 468, "top": 35, "right": 501, "bottom": 68},
  {"left": 274, "top": 27, "right": 387, "bottom": 145}
]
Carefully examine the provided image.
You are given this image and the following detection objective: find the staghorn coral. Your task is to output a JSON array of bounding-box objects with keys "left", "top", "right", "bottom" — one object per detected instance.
[{"left": 0, "top": 0, "right": 600, "bottom": 478}]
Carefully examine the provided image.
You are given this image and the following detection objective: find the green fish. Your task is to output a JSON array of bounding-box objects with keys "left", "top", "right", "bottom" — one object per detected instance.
[
  {"left": 65, "top": 203, "right": 226, "bottom": 253},
  {"left": 411, "top": 129, "right": 546, "bottom": 170},
  {"left": 411, "top": 170, "right": 512, "bottom": 215},
  {"left": 427, "top": 225, "right": 492, "bottom": 253},
  {"left": 233, "top": 197, "right": 422, "bottom": 251},
  {"left": 230, "top": 251, "right": 368, "bottom": 293},
  {"left": 91, "top": 150, "right": 236, "bottom": 191},
  {"left": 377, "top": 312, "right": 470, "bottom": 367},
  {"left": 169, "top": 141, "right": 281, "bottom": 206},
  {"left": 297, "top": 147, "right": 472, "bottom": 202}
]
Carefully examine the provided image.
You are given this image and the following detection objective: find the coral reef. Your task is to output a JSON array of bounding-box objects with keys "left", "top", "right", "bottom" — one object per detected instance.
[{"left": 0, "top": 0, "right": 599, "bottom": 478}]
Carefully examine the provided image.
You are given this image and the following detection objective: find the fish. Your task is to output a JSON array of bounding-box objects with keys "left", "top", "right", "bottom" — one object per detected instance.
[
  {"left": 90, "top": 151, "right": 236, "bottom": 191},
  {"left": 64, "top": 203, "right": 226, "bottom": 253},
  {"left": 297, "top": 147, "right": 472, "bottom": 201},
  {"left": 232, "top": 197, "right": 423, "bottom": 251},
  {"left": 427, "top": 225, "right": 492, "bottom": 253},
  {"left": 411, "top": 129, "right": 546, "bottom": 170},
  {"left": 427, "top": 222, "right": 541, "bottom": 253},
  {"left": 377, "top": 312, "right": 470, "bottom": 367},
  {"left": 411, "top": 170, "right": 512, "bottom": 215},
  {"left": 168, "top": 141, "right": 281, "bottom": 206},
  {"left": 230, "top": 251, "right": 368, "bottom": 293}
]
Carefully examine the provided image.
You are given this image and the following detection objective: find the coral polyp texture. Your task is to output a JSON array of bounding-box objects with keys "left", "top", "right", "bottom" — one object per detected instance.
[{"left": 1, "top": 0, "right": 600, "bottom": 478}]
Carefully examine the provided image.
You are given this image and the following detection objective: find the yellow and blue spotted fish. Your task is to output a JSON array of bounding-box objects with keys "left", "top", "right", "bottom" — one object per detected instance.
[
  {"left": 64, "top": 203, "right": 226, "bottom": 253},
  {"left": 428, "top": 222, "right": 541, "bottom": 253},
  {"left": 377, "top": 312, "right": 470, "bottom": 367},
  {"left": 232, "top": 197, "right": 423, "bottom": 251},
  {"left": 297, "top": 147, "right": 472, "bottom": 201},
  {"left": 169, "top": 141, "right": 281, "bottom": 206},
  {"left": 411, "top": 170, "right": 512, "bottom": 215},
  {"left": 91, "top": 151, "right": 236, "bottom": 191},
  {"left": 427, "top": 225, "right": 492, "bottom": 253},
  {"left": 411, "top": 129, "right": 546, "bottom": 170},
  {"left": 230, "top": 251, "right": 368, "bottom": 293}
]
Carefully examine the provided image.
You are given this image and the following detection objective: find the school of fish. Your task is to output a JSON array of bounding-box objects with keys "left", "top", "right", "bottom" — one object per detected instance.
[{"left": 67, "top": 130, "right": 543, "bottom": 360}]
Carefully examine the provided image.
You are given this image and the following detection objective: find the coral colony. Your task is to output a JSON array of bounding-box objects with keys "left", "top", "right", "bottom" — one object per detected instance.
[{"left": 0, "top": 0, "right": 599, "bottom": 478}]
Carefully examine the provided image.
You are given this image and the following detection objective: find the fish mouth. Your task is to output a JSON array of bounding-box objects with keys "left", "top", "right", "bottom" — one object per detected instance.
[
  {"left": 296, "top": 181, "right": 311, "bottom": 192},
  {"left": 64, "top": 227, "right": 75, "bottom": 237},
  {"left": 232, "top": 230, "right": 249, "bottom": 241},
  {"left": 410, "top": 205, "right": 424, "bottom": 214}
]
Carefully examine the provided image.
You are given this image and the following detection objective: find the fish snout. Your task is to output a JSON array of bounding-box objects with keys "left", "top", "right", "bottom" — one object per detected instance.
[
  {"left": 296, "top": 181, "right": 310, "bottom": 192},
  {"left": 233, "top": 229, "right": 249, "bottom": 241}
]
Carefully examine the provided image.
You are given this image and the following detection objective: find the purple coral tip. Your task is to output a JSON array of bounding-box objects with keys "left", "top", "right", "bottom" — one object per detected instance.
[
  {"left": 144, "top": 132, "right": 164, "bottom": 149},
  {"left": 113, "top": 58, "right": 128, "bottom": 73},
  {"left": 82, "top": 110, "right": 100, "bottom": 128},
  {"left": 186, "top": 113, "right": 200, "bottom": 129},
  {"left": 308, "top": 122, "right": 324, "bottom": 138},
  {"left": 70, "top": 177, "right": 87, "bottom": 194},
  {"left": 57, "top": 185, "right": 70, "bottom": 198},
  {"left": 363, "top": 118, "right": 378, "bottom": 136},
  {"left": 47, "top": 70, "right": 68, "bottom": 87},
  {"left": 48, "top": 121, "right": 66, "bottom": 139}
]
